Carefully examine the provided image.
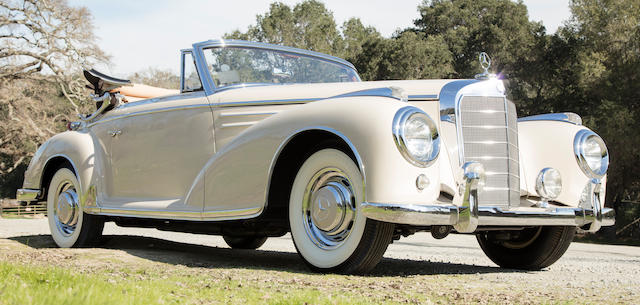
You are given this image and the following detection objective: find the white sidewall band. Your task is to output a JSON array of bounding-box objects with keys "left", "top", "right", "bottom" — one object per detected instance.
[
  {"left": 289, "top": 149, "right": 366, "bottom": 268},
  {"left": 47, "top": 168, "right": 83, "bottom": 248}
]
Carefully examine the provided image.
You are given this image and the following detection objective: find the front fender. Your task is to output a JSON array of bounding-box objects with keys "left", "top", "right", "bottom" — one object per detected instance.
[
  {"left": 199, "top": 97, "right": 442, "bottom": 213},
  {"left": 518, "top": 120, "right": 606, "bottom": 208},
  {"left": 22, "top": 131, "right": 97, "bottom": 207}
]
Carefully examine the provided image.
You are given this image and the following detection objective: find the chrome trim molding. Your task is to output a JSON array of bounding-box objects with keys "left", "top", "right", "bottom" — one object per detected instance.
[
  {"left": 408, "top": 94, "right": 438, "bottom": 101},
  {"left": 580, "top": 178, "right": 605, "bottom": 232},
  {"left": 454, "top": 162, "right": 485, "bottom": 232},
  {"left": 574, "top": 129, "right": 609, "bottom": 178},
  {"left": 219, "top": 111, "right": 279, "bottom": 117},
  {"left": 193, "top": 39, "right": 356, "bottom": 69},
  {"left": 220, "top": 121, "right": 259, "bottom": 128},
  {"left": 438, "top": 79, "right": 478, "bottom": 121},
  {"left": 180, "top": 50, "right": 189, "bottom": 93},
  {"left": 215, "top": 98, "right": 317, "bottom": 108},
  {"left": 16, "top": 188, "right": 40, "bottom": 202},
  {"left": 535, "top": 167, "right": 562, "bottom": 203},
  {"left": 392, "top": 106, "right": 440, "bottom": 168},
  {"left": 85, "top": 206, "right": 262, "bottom": 221},
  {"left": 87, "top": 104, "right": 212, "bottom": 127},
  {"left": 192, "top": 39, "right": 360, "bottom": 95},
  {"left": 331, "top": 87, "right": 407, "bottom": 102},
  {"left": 518, "top": 112, "right": 582, "bottom": 125}
]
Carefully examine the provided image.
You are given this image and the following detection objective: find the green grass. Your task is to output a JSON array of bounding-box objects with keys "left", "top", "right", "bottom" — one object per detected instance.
[{"left": 0, "top": 262, "right": 401, "bottom": 305}]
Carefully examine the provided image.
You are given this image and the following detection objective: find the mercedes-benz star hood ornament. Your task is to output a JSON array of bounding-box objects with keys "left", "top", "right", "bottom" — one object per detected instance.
[{"left": 475, "top": 52, "right": 496, "bottom": 80}]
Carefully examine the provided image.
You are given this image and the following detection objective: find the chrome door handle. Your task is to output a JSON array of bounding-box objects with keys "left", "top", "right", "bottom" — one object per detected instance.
[{"left": 109, "top": 129, "right": 122, "bottom": 137}]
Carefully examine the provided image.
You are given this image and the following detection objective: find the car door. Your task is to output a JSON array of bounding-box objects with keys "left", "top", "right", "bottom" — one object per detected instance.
[{"left": 94, "top": 91, "right": 214, "bottom": 212}]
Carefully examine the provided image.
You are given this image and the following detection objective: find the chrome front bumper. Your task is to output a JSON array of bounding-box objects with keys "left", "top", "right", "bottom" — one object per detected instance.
[
  {"left": 16, "top": 188, "right": 40, "bottom": 202},
  {"left": 362, "top": 162, "right": 615, "bottom": 233}
]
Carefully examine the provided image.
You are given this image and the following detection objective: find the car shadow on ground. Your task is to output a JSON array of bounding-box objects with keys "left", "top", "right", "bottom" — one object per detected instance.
[{"left": 8, "top": 234, "right": 525, "bottom": 276}]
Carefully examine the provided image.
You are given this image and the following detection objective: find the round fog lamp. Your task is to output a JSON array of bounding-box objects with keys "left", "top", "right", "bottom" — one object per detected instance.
[
  {"left": 416, "top": 174, "right": 429, "bottom": 191},
  {"left": 536, "top": 168, "right": 562, "bottom": 200}
]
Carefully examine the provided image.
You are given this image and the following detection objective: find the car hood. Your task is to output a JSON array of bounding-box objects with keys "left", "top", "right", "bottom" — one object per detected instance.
[{"left": 207, "top": 79, "right": 459, "bottom": 104}]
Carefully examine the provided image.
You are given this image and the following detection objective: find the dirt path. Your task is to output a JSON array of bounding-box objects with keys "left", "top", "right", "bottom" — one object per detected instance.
[{"left": 1, "top": 218, "right": 638, "bottom": 304}]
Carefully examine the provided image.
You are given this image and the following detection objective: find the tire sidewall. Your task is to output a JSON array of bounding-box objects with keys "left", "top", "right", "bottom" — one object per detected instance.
[
  {"left": 289, "top": 149, "right": 366, "bottom": 269},
  {"left": 47, "top": 168, "right": 84, "bottom": 248},
  {"left": 477, "top": 226, "right": 576, "bottom": 270}
]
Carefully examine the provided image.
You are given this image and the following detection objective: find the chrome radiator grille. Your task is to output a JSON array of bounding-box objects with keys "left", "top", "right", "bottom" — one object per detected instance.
[{"left": 459, "top": 96, "right": 520, "bottom": 208}]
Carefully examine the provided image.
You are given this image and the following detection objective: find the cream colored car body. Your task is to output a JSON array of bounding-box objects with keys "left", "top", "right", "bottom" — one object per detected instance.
[{"left": 19, "top": 40, "right": 611, "bottom": 233}]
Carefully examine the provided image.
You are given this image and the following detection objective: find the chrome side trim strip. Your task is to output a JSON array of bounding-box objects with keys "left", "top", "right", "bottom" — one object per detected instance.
[
  {"left": 518, "top": 112, "right": 582, "bottom": 125},
  {"left": 409, "top": 94, "right": 438, "bottom": 100},
  {"left": 85, "top": 206, "right": 262, "bottom": 221},
  {"left": 16, "top": 189, "right": 40, "bottom": 202},
  {"left": 219, "top": 111, "right": 279, "bottom": 117},
  {"left": 215, "top": 98, "right": 316, "bottom": 108},
  {"left": 331, "top": 87, "right": 406, "bottom": 101},
  {"left": 220, "top": 121, "right": 259, "bottom": 128},
  {"left": 87, "top": 104, "right": 212, "bottom": 127}
]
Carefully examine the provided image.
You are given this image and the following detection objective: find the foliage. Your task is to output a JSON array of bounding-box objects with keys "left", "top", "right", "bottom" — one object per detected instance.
[
  {"left": 353, "top": 32, "right": 454, "bottom": 80},
  {"left": 0, "top": 261, "right": 402, "bottom": 305},
  {"left": 225, "top": 0, "right": 342, "bottom": 56},
  {"left": 413, "top": 0, "right": 545, "bottom": 78},
  {"left": 0, "top": 0, "right": 107, "bottom": 195},
  {"left": 128, "top": 68, "right": 180, "bottom": 90}
]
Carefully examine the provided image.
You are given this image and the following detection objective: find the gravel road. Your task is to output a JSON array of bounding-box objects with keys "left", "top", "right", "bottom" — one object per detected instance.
[{"left": 1, "top": 217, "right": 639, "bottom": 304}]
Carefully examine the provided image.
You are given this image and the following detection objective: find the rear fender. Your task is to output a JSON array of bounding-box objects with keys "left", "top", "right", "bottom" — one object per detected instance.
[{"left": 22, "top": 131, "right": 99, "bottom": 209}]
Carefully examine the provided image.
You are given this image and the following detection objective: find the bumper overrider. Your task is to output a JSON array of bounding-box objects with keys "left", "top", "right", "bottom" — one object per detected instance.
[
  {"left": 362, "top": 162, "right": 615, "bottom": 233},
  {"left": 16, "top": 188, "right": 40, "bottom": 202}
]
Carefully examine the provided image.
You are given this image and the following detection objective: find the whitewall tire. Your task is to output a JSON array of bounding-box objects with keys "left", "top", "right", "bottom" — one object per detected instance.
[
  {"left": 47, "top": 167, "right": 104, "bottom": 248},
  {"left": 289, "top": 149, "right": 394, "bottom": 273}
]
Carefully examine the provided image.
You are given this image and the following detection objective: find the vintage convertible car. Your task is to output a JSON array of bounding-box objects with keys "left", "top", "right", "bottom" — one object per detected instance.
[{"left": 17, "top": 39, "right": 614, "bottom": 273}]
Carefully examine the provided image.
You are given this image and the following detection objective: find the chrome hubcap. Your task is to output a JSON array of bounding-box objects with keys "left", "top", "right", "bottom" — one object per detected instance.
[
  {"left": 302, "top": 167, "right": 356, "bottom": 249},
  {"left": 54, "top": 181, "right": 79, "bottom": 236}
]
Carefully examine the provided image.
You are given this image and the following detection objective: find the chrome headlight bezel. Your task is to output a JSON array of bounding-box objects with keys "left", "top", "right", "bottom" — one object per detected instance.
[
  {"left": 392, "top": 106, "right": 440, "bottom": 167},
  {"left": 574, "top": 130, "right": 609, "bottom": 178}
]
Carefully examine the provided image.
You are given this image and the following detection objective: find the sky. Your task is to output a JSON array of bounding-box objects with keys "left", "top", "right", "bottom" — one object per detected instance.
[{"left": 67, "top": 0, "right": 571, "bottom": 76}]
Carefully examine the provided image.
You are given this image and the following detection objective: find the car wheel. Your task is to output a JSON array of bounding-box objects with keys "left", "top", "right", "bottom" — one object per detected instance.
[
  {"left": 222, "top": 236, "right": 268, "bottom": 249},
  {"left": 289, "top": 148, "right": 394, "bottom": 274},
  {"left": 476, "top": 226, "right": 576, "bottom": 270},
  {"left": 47, "top": 167, "right": 104, "bottom": 248}
]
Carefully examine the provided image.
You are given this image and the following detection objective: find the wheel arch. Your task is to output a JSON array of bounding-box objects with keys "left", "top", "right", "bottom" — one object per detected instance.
[
  {"left": 264, "top": 127, "right": 365, "bottom": 224},
  {"left": 40, "top": 155, "right": 78, "bottom": 200}
]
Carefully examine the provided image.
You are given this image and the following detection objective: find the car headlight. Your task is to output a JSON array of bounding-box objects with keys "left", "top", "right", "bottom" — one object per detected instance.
[
  {"left": 392, "top": 106, "right": 440, "bottom": 167},
  {"left": 574, "top": 130, "right": 609, "bottom": 178}
]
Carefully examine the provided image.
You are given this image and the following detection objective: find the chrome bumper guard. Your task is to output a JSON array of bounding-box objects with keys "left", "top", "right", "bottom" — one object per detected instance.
[
  {"left": 16, "top": 188, "right": 40, "bottom": 202},
  {"left": 362, "top": 162, "right": 615, "bottom": 233}
]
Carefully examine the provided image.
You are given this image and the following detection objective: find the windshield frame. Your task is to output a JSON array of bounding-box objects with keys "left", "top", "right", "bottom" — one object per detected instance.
[{"left": 191, "top": 39, "right": 361, "bottom": 95}]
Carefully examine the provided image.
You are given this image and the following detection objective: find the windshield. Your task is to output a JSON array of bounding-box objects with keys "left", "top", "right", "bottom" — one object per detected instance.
[{"left": 202, "top": 47, "right": 360, "bottom": 89}]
